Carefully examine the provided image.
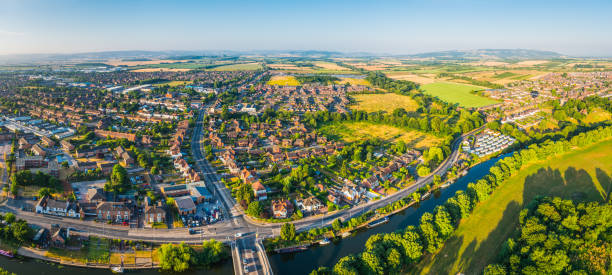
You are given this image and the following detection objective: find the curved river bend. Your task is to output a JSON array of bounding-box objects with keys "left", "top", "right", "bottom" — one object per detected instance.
[{"left": 0, "top": 154, "right": 508, "bottom": 275}]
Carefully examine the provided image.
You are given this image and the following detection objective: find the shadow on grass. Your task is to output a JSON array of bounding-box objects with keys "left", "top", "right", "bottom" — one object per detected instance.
[{"left": 426, "top": 166, "right": 607, "bottom": 274}]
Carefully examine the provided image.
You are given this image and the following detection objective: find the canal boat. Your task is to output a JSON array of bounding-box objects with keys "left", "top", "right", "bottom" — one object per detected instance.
[
  {"left": 0, "top": 249, "right": 13, "bottom": 258},
  {"left": 421, "top": 193, "right": 431, "bottom": 200},
  {"left": 341, "top": 232, "right": 352, "bottom": 238},
  {"left": 275, "top": 244, "right": 309, "bottom": 254},
  {"left": 366, "top": 216, "right": 389, "bottom": 228}
]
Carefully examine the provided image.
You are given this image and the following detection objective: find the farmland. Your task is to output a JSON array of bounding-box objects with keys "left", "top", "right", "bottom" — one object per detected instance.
[
  {"left": 336, "top": 77, "right": 371, "bottom": 86},
  {"left": 351, "top": 93, "right": 419, "bottom": 113},
  {"left": 319, "top": 121, "right": 443, "bottom": 149},
  {"left": 416, "top": 138, "right": 612, "bottom": 275},
  {"left": 209, "top": 62, "right": 262, "bottom": 71},
  {"left": 420, "top": 82, "right": 499, "bottom": 108},
  {"left": 267, "top": 75, "right": 300, "bottom": 86}
]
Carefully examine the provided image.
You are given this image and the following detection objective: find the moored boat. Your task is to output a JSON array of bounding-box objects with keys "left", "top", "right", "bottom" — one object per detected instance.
[
  {"left": 367, "top": 216, "right": 389, "bottom": 228},
  {"left": 275, "top": 244, "right": 309, "bottom": 254},
  {"left": 0, "top": 249, "right": 14, "bottom": 258},
  {"left": 319, "top": 238, "right": 331, "bottom": 245}
]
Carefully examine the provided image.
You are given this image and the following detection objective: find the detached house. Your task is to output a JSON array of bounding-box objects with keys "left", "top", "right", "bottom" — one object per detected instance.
[{"left": 272, "top": 199, "right": 294, "bottom": 219}]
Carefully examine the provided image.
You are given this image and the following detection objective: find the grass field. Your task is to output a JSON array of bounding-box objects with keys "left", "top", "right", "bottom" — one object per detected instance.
[
  {"left": 582, "top": 108, "right": 612, "bottom": 124},
  {"left": 415, "top": 139, "right": 612, "bottom": 275},
  {"left": 153, "top": 80, "right": 193, "bottom": 87},
  {"left": 420, "top": 82, "right": 499, "bottom": 108},
  {"left": 210, "top": 62, "right": 262, "bottom": 71},
  {"left": 267, "top": 75, "right": 300, "bottom": 86},
  {"left": 319, "top": 121, "right": 443, "bottom": 149},
  {"left": 351, "top": 93, "right": 419, "bottom": 113}
]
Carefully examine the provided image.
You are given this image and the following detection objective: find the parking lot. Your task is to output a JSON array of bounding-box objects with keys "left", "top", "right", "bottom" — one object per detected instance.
[{"left": 184, "top": 200, "right": 223, "bottom": 231}]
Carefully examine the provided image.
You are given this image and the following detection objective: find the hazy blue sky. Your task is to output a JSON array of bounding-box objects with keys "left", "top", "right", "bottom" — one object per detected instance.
[{"left": 1, "top": 0, "right": 611, "bottom": 56}]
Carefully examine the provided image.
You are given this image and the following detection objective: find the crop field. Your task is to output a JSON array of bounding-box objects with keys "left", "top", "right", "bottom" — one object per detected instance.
[
  {"left": 267, "top": 75, "right": 300, "bottom": 86},
  {"left": 384, "top": 71, "right": 436, "bottom": 84},
  {"left": 319, "top": 121, "right": 443, "bottom": 149},
  {"left": 416, "top": 139, "right": 612, "bottom": 275},
  {"left": 210, "top": 62, "right": 262, "bottom": 71},
  {"left": 313, "top": 61, "right": 350, "bottom": 71},
  {"left": 420, "top": 82, "right": 499, "bottom": 108},
  {"left": 336, "top": 77, "right": 370, "bottom": 86},
  {"left": 351, "top": 93, "right": 419, "bottom": 113}
]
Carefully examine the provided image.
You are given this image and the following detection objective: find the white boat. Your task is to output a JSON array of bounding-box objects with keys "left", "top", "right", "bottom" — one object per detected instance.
[
  {"left": 319, "top": 238, "right": 331, "bottom": 245},
  {"left": 421, "top": 193, "right": 431, "bottom": 200},
  {"left": 341, "top": 232, "right": 351, "bottom": 238},
  {"left": 110, "top": 266, "right": 124, "bottom": 273}
]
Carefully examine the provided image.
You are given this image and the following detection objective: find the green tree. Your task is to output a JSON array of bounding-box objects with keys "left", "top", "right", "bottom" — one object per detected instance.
[
  {"left": 246, "top": 201, "right": 263, "bottom": 217},
  {"left": 280, "top": 223, "right": 296, "bottom": 241},
  {"left": 158, "top": 243, "right": 196, "bottom": 272},
  {"left": 332, "top": 218, "right": 342, "bottom": 231},
  {"left": 108, "top": 164, "right": 129, "bottom": 194}
]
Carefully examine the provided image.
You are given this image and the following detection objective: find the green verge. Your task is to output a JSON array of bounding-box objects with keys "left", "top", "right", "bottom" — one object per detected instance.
[
  {"left": 415, "top": 138, "right": 612, "bottom": 275},
  {"left": 420, "top": 82, "right": 499, "bottom": 108}
]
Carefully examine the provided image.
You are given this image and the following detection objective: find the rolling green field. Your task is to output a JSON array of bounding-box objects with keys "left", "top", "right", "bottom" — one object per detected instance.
[
  {"left": 420, "top": 82, "right": 499, "bottom": 108},
  {"left": 351, "top": 93, "right": 419, "bottom": 113},
  {"left": 415, "top": 138, "right": 612, "bottom": 275},
  {"left": 319, "top": 121, "right": 443, "bottom": 149}
]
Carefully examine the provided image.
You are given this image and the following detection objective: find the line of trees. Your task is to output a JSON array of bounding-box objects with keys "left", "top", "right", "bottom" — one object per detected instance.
[
  {"left": 484, "top": 197, "right": 612, "bottom": 275},
  {"left": 311, "top": 125, "right": 612, "bottom": 275}
]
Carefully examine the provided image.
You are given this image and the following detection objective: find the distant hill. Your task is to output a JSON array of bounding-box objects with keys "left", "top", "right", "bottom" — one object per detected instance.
[{"left": 407, "top": 49, "right": 564, "bottom": 60}]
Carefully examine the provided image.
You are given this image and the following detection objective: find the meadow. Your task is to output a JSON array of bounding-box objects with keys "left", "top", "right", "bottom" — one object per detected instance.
[
  {"left": 420, "top": 82, "right": 499, "bottom": 108},
  {"left": 319, "top": 121, "right": 442, "bottom": 149},
  {"left": 415, "top": 138, "right": 612, "bottom": 275},
  {"left": 351, "top": 93, "right": 419, "bottom": 113}
]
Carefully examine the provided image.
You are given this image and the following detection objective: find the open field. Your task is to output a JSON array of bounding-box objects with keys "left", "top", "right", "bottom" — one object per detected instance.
[
  {"left": 267, "top": 75, "right": 300, "bottom": 86},
  {"left": 415, "top": 139, "right": 612, "bottom": 275},
  {"left": 132, "top": 68, "right": 192, "bottom": 72},
  {"left": 336, "top": 77, "right": 370, "bottom": 86},
  {"left": 384, "top": 72, "right": 436, "bottom": 84},
  {"left": 351, "top": 93, "right": 419, "bottom": 113},
  {"left": 313, "top": 61, "right": 350, "bottom": 71},
  {"left": 319, "top": 121, "right": 443, "bottom": 149},
  {"left": 209, "top": 62, "right": 262, "bottom": 71},
  {"left": 582, "top": 108, "right": 612, "bottom": 124},
  {"left": 153, "top": 80, "right": 193, "bottom": 87},
  {"left": 420, "top": 82, "right": 499, "bottom": 108},
  {"left": 465, "top": 69, "right": 549, "bottom": 85}
]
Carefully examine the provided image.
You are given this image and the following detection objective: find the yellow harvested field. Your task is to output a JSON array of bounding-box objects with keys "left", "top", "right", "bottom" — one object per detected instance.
[
  {"left": 267, "top": 75, "right": 300, "bottom": 86},
  {"left": 511, "top": 60, "right": 549, "bottom": 67},
  {"left": 385, "top": 72, "right": 436, "bottom": 84},
  {"left": 268, "top": 64, "right": 303, "bottom": 70},
  {"left": 106, "top": 59, "right": 189, "bottom": 66},
  {"left": 314, "top": 61, "right": 350, "bottom": 71},
  {"left": 320, "top": 122, "right": 443, "bottom": 149},
  {"left": 467, "top": 61, "right": 509, "bottom": 66},
  {"left": 352, "top": 93, "right": 419, "bottom": 113},
  {"left": 132, "top": 68, "right": 191, "bottom": 72},
  {"left": 336, "top": 77, "right": 370, "bottom": 86},
  {"left": 582, "top": 108, "right": 612, "bottom": 124},
  {"left": 153, "top": 80, "right": 193, "bottom": 87}
]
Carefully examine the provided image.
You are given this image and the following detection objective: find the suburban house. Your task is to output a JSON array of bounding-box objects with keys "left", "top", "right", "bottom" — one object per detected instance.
[
  {"left": 35, "top": 196, "right": 81, "bottom": 218},
  {"left": 143, "top": 197, "right": 166, "bottom": 224},
  {"left": 96, "top": 202, "right": 131, "bottom": 223},
  {"left": 295, "top": 196, "right": 323, "bottom": 214},
  {"left": 272, "top": 199, "right": 294, "bottom": 219}
]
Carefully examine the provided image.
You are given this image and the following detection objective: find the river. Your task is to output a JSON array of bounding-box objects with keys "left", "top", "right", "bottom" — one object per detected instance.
[{"left": 0, "top": 154, "right": 508, "bottom": 275}]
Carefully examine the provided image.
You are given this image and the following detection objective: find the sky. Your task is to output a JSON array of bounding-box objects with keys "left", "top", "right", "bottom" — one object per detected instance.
[{"left": 0, "top": 0, "right": 611, "bottom": 56}]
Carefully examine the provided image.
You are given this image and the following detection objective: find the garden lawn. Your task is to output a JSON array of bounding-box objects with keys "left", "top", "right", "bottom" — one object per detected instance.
[
  {"left": 420, "top": 82, "right": 499, "bottom": 108},
  {"left": 319, "top": 121, "right": 443, "bottom": 149},
  {"left": 351, "top": 93, "right": 419, "bottom": 113},
  {"left": 415, "top": 139, "right": 612, "bottom": 275}
]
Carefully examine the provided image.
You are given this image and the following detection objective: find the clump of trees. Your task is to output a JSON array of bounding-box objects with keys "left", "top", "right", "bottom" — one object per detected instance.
[
  {"left": 104, "top": 164, "right": 129, "bottom": 194},
  {"left": 312, "top": 125, "right": 612, "bottom": 275},
  {"left": 158, "top": 240, "right": 228, "bottom": 272},
  {"left": 484, "top": 197, "right": 612, "bottom": 275},
  {"left": 0, "top": 213, "right": 33, "bottom": 246},
  {"left": 296, "top": 75, "right": 340, "bottom": 85}
]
